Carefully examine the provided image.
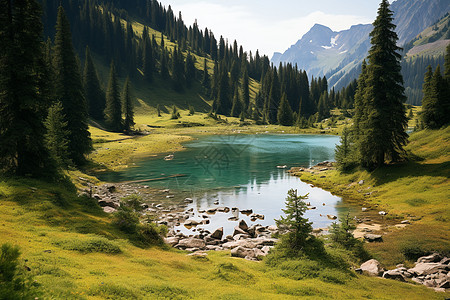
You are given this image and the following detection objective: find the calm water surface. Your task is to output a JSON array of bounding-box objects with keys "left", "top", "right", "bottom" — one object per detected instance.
[{"left": 101, "top": 134, "right": 349, "bottom": 235}]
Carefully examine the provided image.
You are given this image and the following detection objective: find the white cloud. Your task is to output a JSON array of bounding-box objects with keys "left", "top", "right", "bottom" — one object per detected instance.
[{"left": 164, "top": 2, "right": 373, "bottom": 57}]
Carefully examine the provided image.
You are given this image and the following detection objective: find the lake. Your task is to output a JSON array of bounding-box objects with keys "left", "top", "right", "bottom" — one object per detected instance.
[{"left": 101, "top": 134, "right": 350, "bottom": 236}]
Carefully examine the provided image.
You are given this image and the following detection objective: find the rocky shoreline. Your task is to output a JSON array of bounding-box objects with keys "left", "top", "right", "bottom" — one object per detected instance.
[
  {"left": 358, "top": 253, "right": 450, "bottom": 292},
  {"left": 77, "top": 179, "right": 280, "bottom": 260},
  {"left": 77, "top": 177, "right": 449, "bottom": 292}
]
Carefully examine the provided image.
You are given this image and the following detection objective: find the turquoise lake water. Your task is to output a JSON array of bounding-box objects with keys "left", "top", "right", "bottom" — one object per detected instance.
[{"left": 101, "top": 134, "right": 349, "bottom": 235}]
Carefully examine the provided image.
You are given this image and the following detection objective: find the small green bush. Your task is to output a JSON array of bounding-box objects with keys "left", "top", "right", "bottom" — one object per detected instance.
[
  {"left": 400, "top": 244, "right": 430, "bottom": 261},
  {"left": 0, "top": 244, "right": 40, "bottom": 299},
  {"left": 53, "top": 236, "right": 122, "bottom": 254}
]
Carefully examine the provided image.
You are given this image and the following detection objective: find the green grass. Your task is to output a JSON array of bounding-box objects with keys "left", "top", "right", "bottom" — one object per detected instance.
[{"left": 0, "top": 176, "right": 445, "bottom": 299}]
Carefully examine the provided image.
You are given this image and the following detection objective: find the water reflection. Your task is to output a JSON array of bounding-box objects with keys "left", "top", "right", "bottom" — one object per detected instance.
[{"left": 100, "top": 134, "right": 344, "bottom": 235}]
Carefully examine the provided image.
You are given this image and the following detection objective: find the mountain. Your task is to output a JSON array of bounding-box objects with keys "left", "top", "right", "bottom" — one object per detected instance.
[
  {"left": 271, "top": 24, "right": 372, "bottom": 79},
  {"left": 272, "top": 0, "right": 450, "bottom": 92}
]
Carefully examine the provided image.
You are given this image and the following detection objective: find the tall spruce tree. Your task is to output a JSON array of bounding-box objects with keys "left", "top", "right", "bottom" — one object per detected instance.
[
  {"left": 357, "top": 0, "right": 408, "bottom": 169},
  {"left": 122, "top": 77, "right": 134, "bottom": 133},
  {"left": 0, "top": 0, "right": 54, "bottom": 176},
  {"left": 185, "top": 52, "right": 195, "bottom": 88},
  {"left": 105, "top": 61, "right": 122, "bottom": 132},
  {"left": 214, "top": 61, "right": 232, "bottom": 115},
  {"left": 242, "top": 66, "right": 250, "bottom": 112},
  {"left": 44, "top": 101, "right": 71, "bottom": 168},
  {"left": 277, "top": 93, "right": 294, "bottom": 126},
  {"left": 421, "top": 65, "right": 439, "bottom": 128},
  {"left": 202, "top": 58, "right": 210, "bottom": 92},
  {"left": 53, "top": 5, "right": 92, "bottom": 165},
  {"left": 230, "top": 88, "right": 242, "bottom": 117},
  {"left": 83, "top": 46, "right": 105, "bottom": 120},
  {"left": 142, "top": 33, "right": 153, "bottom": 83}
]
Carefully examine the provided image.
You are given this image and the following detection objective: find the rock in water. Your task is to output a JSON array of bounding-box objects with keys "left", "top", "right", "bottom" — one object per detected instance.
[
  {"left": 210, "top": 227, "right": 224, "bottom": 240},
  {"left": 238, "top": 219, "right": 249, "bottom": 232}
]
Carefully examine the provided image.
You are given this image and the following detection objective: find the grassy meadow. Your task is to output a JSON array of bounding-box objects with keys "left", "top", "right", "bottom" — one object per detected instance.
[{"left": 0, "top": 176, "right": 445, "bottom": 299}]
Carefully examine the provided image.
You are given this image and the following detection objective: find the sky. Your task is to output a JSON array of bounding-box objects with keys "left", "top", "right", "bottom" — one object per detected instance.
[{"left": 158, "top": 0, "right": 395, "bottom": 57}]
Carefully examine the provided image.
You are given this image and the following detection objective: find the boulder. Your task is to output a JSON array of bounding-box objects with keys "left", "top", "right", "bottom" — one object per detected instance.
[
  {"left": 164, "top": 237, "right": 179, "bottom": 246},
  {"left": 217, "top": 207, "right": 230, "bottom": 213},
  {"left": 417, "top": 253, "right": 442, "bottom": 264},
  {"left": 360, "top": 259, "right": 383, "bottom": 276},
  {"left": 98, "top": 198, "right": 117, "bottom": 208},
  {"left": 184, "top": 198, "right": 193, "bottom": 203},
  {"left": 408, "top": 263, "right": 448, "bottom": 276},
  {"left": 238, "top": 220, "right": 249, "bottom": 232},
  {"left": 210, "top": 227, "right": 224, "bottom": 240},
  {"left": 231, "top": 246, "right": 251, "bottom": 258},
  {"left": 382, "top": 270, "right": 405, "bottom": 281},
  {"left": 233, "top": 234, "right": 251, "bottom": 241},
  {"left": 240, "top": 209, "right": 253, "bottom": 215},
  {"left": 177, "top": 238, "right": 206, "bottom": 249},
  {"left": 233, "top": 226, "right": 247, "bottom": 236},
  {"left": 103, "top": 206, "right": 117, "bottom": 213},
  {"left": 184, "top": 220, "right": 200, "bottom": 226},
  {"left": 364, "top": 234, "right": 383, "bottom": 242}
]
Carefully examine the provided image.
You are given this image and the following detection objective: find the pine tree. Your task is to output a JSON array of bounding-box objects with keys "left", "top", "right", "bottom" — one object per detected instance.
[
  {"left": 353, "top": 60, "right": 368, "bottom": 137},
  {"left": 142, "top": 33, "right": 153, "bottom": 83},
  {"left": 160, "top": 48, "right": 169, "bottom": 79},
  {"left": 266, "top": 69, "right": 281, "bottom": 123},
  {"left": 230, "top": 88, "right": 242, "bottom": 117},
  {"left": 357, "top": 0, "right": 408, "bottom": 169},
  {"left": 44, "top": 101, "right": 71, "bottom": 168},
  {"left": 202, "top": 58, "right": 210, "bottom": 91},
  {"left": 335, "top": 127, "right": 355, "bottom": 171},
  {"left": 156, "top": 104, "right": 162, "bottom": 117},
  {"left": 83, "top": 46, "right": 105, "bottom": 120},
  {"left": 421, "top": 65, "right": 437, "bottom": 128},
  {"left": 53, "top": 6, "right": 92, "bottom": 165},
  {"left": 214, "top": 61, "right": 232, "bottom": 115},
  {"left": 185, "top": 52, "right": 195, "bottom": 88},
  {"left": 105, "top": 61, "right": 122, "bottom": 132},
  {"left": 0, "top": 0, "right": 54, "bottom": 176},
  {"left": 122, "top": 77, "right": 134, "bottom": 133},
  {"left": 171, "top": 47, "right": 184, "bottom": 91},
  {"left": 242, "top": 66, "right": 250, "bottom": 112},
  {"left": 275, "top": 189, "right": 314, "bottom": 252},
  {"left": 277, "top": 93, "right": 294, "bottom": 126}
]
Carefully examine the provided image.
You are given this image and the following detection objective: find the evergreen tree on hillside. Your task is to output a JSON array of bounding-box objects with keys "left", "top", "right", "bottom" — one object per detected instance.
[
  {"left": 277, "top": 94, "right": 294, "bottom": 126},
  {"left": 266, "top": 68, "right": 281, "bottom": 124},
  {"left": 142, "top": 32, "right": 154, "bottom": 83},
  {"left": 202, "top": 58, "right": 210, "bottom": 92},
  {"left": 83, "top": 46, "right": 105, "bottom": 120},
  {"left": 53, "top": 5, "right": 92, "bottom": 166},
  {"left": 214, "top": 61, "right": 232, "bottom": 115},
  {"left": 317, "top": 92, "right": 330, "bottom": 122},
  {"left": 0, "top": 0, "right": 54, "bottom": 176},
  {"left": 44, "top": 101, "right": 71, "bottom": 168},
  {"left": 171, "top": 46, "right": 184, "bottom": 91},
  {"left": 230, "top": 88, "right": 243, "bottom": 117},
  {"left": 421, "top": 65, "right": 438, "bottom": 128},
  {"left": 160, "top": 48, "right": 169, "bottom": 79},
  {"left": 357, "top": 0, "right": 408, "bottom": 169},
  {"left": 242, "top": 66, "right": 250, "bottom": 112},
  {"left": 105, "top": 61, "right": 122, "bottom": 132},
  {"left": 185, "top": 52, "right": 195, "bottom": 88},
  {"left": 122, "top": 77, "right": 134, "bottom": 133},
  {"left": 353, "top": 60, "right": 368, "bottom": 137}
]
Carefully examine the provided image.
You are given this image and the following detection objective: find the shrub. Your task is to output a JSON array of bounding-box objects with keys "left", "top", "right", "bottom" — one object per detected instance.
[
  {"left": 113, "top": 206, "right": 140, "bottom": 234},
  {"left": 53, "top": 236, "right": 122, "bottom": 254},
  {"left": 0, "top": 244, "right": 40, "bottom": 299}
]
